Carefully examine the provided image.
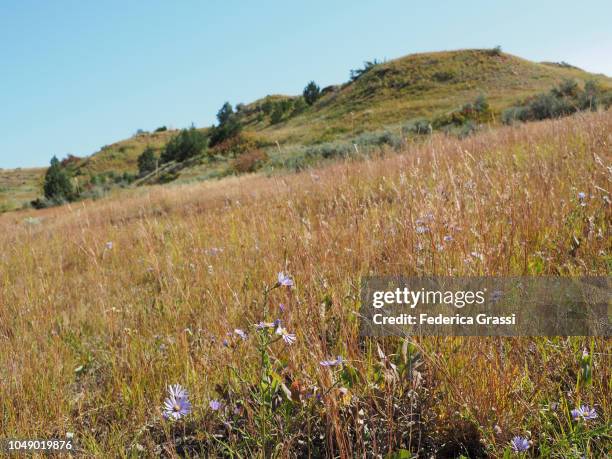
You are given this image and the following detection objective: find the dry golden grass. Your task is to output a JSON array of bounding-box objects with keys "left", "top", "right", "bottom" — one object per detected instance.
[{"left": 0, "top": 112, "right": 610, "bottom": 457}]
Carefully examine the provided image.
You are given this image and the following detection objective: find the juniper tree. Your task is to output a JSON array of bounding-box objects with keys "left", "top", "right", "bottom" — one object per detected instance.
[
  {"left": 302, "top": 81, "right": 320, "bottom": 105},
  {"left": 43, "top": 156, "right": 74, "bottom": 201}
]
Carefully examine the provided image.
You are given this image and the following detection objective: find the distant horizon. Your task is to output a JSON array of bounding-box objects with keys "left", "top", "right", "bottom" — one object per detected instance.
[{"left": 1, "top": 0, "right": 611, "bottom": 169}]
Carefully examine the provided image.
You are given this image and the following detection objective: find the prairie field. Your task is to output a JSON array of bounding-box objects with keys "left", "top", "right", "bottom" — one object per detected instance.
[{"left": 1, "top": 112, "right": 611, "bottom": 457}]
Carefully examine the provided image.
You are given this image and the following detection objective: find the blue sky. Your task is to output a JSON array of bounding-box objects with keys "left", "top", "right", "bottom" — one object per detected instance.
[{"left": 1, "top": 0, "right": 611, "bottom": 169}]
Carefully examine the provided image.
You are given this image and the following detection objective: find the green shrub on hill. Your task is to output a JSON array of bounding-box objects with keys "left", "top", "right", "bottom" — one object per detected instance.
[
  {"left": 270, "top": 105, "right": 285, "bottom": 124},
  {"left": 486, "top": 45, "right": 503, "bottom": 56},
  {"left": 354, "top": 130, "right": 402, "bottom": 149},
  {"left": 43, "top": 156, "right": 75, "bottom": 201},
  {"left": 502, "top": 79, "right": 610, "bottom": 124},
  {"left": 161, "top": 128, "right": 208, "bottom": 163},
  {"left": 209, "top": 102, "right": 243, "bottom": 147},
  {"left": 402, "top": 119, "right": 432, "bottom": 135},
  {"left": 303, "top": 81, "right": 321, "bottom": 105},
  {"left": 432, "top": 95, "right": 492, "bottom": 129},
  {"left": 292, "top": 96, "right": 308, "bottom": 115},
  {"left": 137, "top": 147, "right": 158, "bottom": 176},
  {"left": 350, "top": 59, "right": 382, "bottom": 81},
  {"left": 30, "top": 156, "right": 77, "bottom": 208}
]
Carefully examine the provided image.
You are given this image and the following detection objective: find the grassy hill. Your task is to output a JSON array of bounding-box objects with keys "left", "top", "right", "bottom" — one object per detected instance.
[
  {"left": 0, "top": 167, "right": 45, "bottom": 212},
  {"left": 1, "top": 112, "right": 610, "bottom": 456},
  {"left": 75, "top": 129, "right": 178, "bottom": 175},
  {"left": 243, "top": 49, "right": 611, "bottom": 145},
  {"left": 1, "top": 49, "right": 610, "bottom": 211}
]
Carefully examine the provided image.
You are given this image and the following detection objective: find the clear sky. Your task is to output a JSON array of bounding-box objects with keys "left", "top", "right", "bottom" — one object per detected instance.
[{"left": 1, "top": 0, "right": 610, "bottom": 169}]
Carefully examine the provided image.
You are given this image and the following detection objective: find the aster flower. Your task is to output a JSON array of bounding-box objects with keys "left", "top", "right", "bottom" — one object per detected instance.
[
  {"left": 320, "top": 355, "right": 344, "bottom": 367},
  {"left": 233, "top": 328, "right": 247, "bottom": 340},
  {"left": 279, "top": 303, "right": 286, "bottom": 312},
  {"left": 510, "top": 436, "right": 530, "bottom": 453},
  {"left": 168, "top": 384, "right": 188, "bottom": 400},
  {"left": 209, "top": 399, "right": 222, "bottom": 411},
  {"left": 162, "top": 384, "right": 191, "bottom": 420},
  {"left": 105, "top": 241, "right": 113, "bottom": 250},
  {"left": 571, "top": 405, "right": 597, "bottom": 421},
  {"left": 275, "top": 325, "right": 296, "bottom": 345},
  {"left": 277, "top": 272, "right": 294, "bottom": 287},
  {"left": 578, "top": 191, "right": 586, "bottom": 200},
  {"left": 443, "top": 235, "right": 453, "bottom": 242}
]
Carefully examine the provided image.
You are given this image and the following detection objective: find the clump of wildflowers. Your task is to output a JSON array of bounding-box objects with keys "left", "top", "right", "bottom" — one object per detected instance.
[
  {"left": 162, "top": 384, "right": 192, "bottom": 420},
  {"left": 510, "top": 435, "right": 530, "bottom": 453},
  {"left": 209, "top": 399, "right": 222, "bottom": 411},
  {"left": 275, "top": 324, "right": 296, "bottom": 345},
  {"left": 233, "top": 328, "right": 247, "bottom": 340},
  {"left": 277, "top": 272, "right": 294, "bottom": 287},
  {"left": 320, "top": 356, "right": 344, "bottom": 367},
  {"left": 571, "top": 405, "right": 597, "bottom": 421}
]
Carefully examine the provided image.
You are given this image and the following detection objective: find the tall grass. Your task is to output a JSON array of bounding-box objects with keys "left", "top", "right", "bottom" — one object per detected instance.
[{"left": 0, "top": 112, "right": 610, "bottom": 457}]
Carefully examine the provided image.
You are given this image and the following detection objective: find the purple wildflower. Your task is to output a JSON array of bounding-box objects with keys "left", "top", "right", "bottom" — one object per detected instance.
[
  {"left": 415, "top": 225, "right": 429, "bottom": 234},
  {"left": 578, "top": 192, "right": 586, "bottom": 200},
  {"left": 209, "top": 399, "right": 222, "bottom": 411},
  {"left": 255, "top": 319, "right": 281, "bottom": 331},
  {"left": 320, "top": 355, "right": 344, "bottom": 367},
  {"left": 162, "top": 384, "right": 191, "bottom": 420},
  {"left": 168, "top": 384, "right": 188, "bottom": 399},
  {"left": 105, "top": 241, "right": 113, "bottom": 250},
  {"left": 571, "top": 405, "right": 597, "bottom": 421},
  {"left": 233, "top": 329, "right": 247, "bottom": 340},
  {"left": 277, "top": 272, "right": 294, "bottom": 287},
  {"left": 510, "top": 436, "right": 530, "bottom": 453},
  {"left": 279, "top": 303, "right": 286, "bottom": 312},
  {"left": 443, "top": 235, "right": 453, "bottom": 242},
  {"left": 275, "top": 325, "right": 296, "bottom": 345}
]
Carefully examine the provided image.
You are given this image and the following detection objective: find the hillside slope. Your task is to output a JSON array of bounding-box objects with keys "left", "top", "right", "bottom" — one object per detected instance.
[
  {"left": 1, "top": 49, "right": 610, "bottom": 211},
  {"left": 1, "top": 112, "right": 610, "bottom": 456},
  {"left": 240, "top": 49, "right": 611, "bottom": 144},
  {"left": 0, "top": 167, "right": 45, "bottom": 212}
]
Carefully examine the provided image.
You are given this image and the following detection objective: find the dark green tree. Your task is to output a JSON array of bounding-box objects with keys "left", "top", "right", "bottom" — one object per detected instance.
[
  {"left": 161, "top": 128, "right": 208, "bottom": 163},
  {"left": 270, "top": 105, "right": 284, "bottom": 124},
  {"left": 43, "top": 156, "right": 74, "bottom": 201},
  {"left": 261, "top": 99, "right": 274, "bottom": 115},
  {"left": 303, "top": 81, "right": 321, "bottom": 105},
  {"left": 349, "top": 60, "right": 380, "bottom": 81},
  {"left": 217, "top": 102, "right": 234, "bottom": 125},
  {"left": 209, "top": 101, "right": 243, "bottom": 147},
  {"left": 137, "top": 147, "right": 157, "bottom": 176}
]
